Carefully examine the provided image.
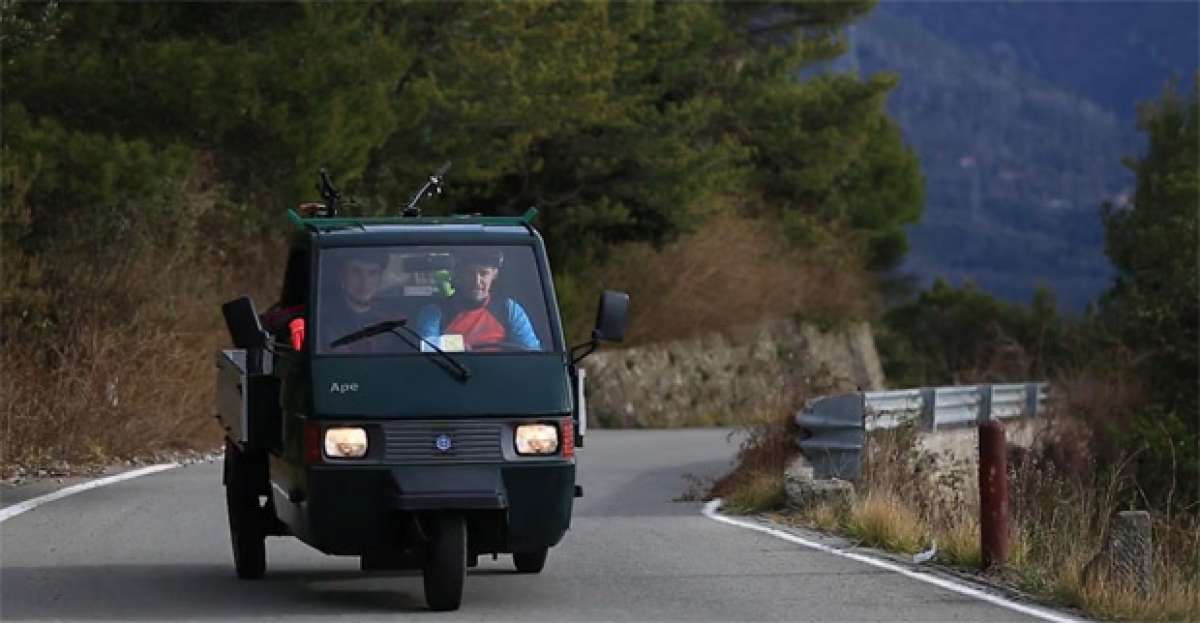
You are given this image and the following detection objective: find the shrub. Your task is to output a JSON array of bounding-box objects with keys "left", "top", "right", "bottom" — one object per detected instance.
[
  {"left": 0, "top": 231, "right": 282, "bottom": 472},
  {"left": 723, "top": 471, "right": 787, "bottom": 515},
  {"left": 564, "top": 214, "right": 875, "bottom": 346},
  {"left": 935, "top": 514, "right": 982, "bottom": 569},
  {"left": 844, "top": 491, "right": 928, "bottom": 555}
]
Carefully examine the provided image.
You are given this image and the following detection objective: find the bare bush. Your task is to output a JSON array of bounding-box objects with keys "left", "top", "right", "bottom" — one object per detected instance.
[
  {"left": 708, "top": 366, "right": 839, "bottom": 508},
  {"left": 569, "top": 214, "right": 875, "bottom": 346},
  {"left": 2, "top": 236, "right": 282, "bottom": 473}
]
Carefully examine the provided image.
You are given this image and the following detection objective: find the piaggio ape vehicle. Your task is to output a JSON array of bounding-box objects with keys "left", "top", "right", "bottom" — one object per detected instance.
[{"left": 216, "top": 167, "right": 629, "bottom": 610}]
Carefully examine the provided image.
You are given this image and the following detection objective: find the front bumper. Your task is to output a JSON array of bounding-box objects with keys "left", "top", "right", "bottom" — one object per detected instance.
[{"left": 280, "top": 461, "right": 575, "bottom": 555}]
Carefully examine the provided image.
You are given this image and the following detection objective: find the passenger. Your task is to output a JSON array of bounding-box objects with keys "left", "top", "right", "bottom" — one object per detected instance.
[
  {"left": 321, "top": 251, "right": 390, "bottom": 351},
  {"left": 262, "top": 250, "right": 391, "bottom": 352},
  {"left": 416, "top": 249, "right": 541, "bottom": 351}
]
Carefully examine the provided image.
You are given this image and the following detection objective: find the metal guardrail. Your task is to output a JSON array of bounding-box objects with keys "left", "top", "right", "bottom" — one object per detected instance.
[
  {"left": 795, "top": 383, "right": 1048, "bottom": 480},
  {"left": 794, "top": 394, "right": 864, "bottom": 481}
]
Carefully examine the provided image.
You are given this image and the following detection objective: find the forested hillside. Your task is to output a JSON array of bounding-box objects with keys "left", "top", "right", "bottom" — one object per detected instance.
[
  {"left": 845, "top": 1, "right": 1198, "bottom": 310},
  {"left": 1, "top": 1, "right": 923, "bottom": 467},
  {"left": 883, "top": 1, "right": 1199, "bottom": 123}
]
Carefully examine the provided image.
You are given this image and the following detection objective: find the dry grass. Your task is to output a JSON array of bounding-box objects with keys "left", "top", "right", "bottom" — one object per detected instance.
[
  {"left": 742, "top": 407, "right": 1200, "bottom": 621},
  {"left": 709, "top": 362, "right": 842, "bottom": 515},
  {"left": 1011, "top": 488, "right": 1200, "bottom": 621},
  {"left": 709, "top": 365, "right": 840, "bottom": 506},
  {"left": 566, "top": 214, "right": 875, "bottom": 346},
  {"left": 723, "top": 470, "right": 787, "bottom": 514},
  {"left": 1063, "top": 562, "right": 1200, "bottom": 621},
  {"left": 1, "top": 240, "right": 281, "bottom": 473},
  {"left": 844, "top": 490, "right": 928, "bottom": 554},
  {"left": 803, "top": 499, "right": 845, "bottom": 533},
  {"left": 1, "top": 325, "right": 219, "bottom": 467},
  {"left": 873, "top": 423, "right": 1198, "bottom": 621},
  {"left": 936, "top": 513, "right": 982, "bottom": 568},
  {"left": 710, "top": 412, "right": 798, "bottom": 501}
]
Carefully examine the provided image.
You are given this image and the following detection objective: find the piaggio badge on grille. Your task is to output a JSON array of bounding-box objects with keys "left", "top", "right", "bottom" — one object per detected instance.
[{"left": 434, "top": 434, "right": 453, "bottom": 453}]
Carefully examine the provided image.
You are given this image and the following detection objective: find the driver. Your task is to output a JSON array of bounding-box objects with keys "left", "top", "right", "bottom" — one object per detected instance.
[{"left": 415, "top": 249, "right": 541, "bottom": 351}]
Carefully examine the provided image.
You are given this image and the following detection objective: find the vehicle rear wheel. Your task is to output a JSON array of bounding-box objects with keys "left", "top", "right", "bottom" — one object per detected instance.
[
  {"left": 422, "top": 514, "right": 466, "bottom": 611},
  {"left": 513, "top": 547, "right": 548, "bottom": 574},
  {"left": 225, "top": 439, "right": 266, "bottom": 580}
]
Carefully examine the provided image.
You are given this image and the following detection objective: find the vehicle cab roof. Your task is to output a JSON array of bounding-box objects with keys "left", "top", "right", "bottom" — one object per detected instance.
[{"left": 287, "top": 208, "right": 542, "bottom": 247}]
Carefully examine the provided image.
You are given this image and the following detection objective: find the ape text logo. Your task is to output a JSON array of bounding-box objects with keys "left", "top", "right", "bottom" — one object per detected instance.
[{"left": 329, "top": 382, "right": 359, "bottom": 394}]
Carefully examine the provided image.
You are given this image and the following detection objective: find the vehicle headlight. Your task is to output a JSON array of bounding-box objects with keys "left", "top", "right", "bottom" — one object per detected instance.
[
  {"left": 514, "top": 424, "right": 558, "bottom": 455},
  {"left": 324, "top": 427, "right": 368, "bottom": 458}
]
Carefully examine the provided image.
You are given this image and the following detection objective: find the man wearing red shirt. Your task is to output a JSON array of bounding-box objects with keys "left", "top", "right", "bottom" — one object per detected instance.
[{"left": 416, "top": 249, "right": 541, "bottom": 351}]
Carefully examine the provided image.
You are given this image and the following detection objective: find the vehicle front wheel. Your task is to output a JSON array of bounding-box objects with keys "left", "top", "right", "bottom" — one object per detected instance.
[
  {"left": 225, "top": 439, "right": 266, "bottom": 580},
  {"left": 422, "top": 514, "right": 466, "bottom": 611},
  {"left": 513, "top": 547, "right": 548, "bottom": 574}
]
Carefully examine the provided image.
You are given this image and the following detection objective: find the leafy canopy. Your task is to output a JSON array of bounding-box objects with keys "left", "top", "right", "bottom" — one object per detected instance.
[{"left": 2, "top": 1, "right": 924, "bottom": 334}]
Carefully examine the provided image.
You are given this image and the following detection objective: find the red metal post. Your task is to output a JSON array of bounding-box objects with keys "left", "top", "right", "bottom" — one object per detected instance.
[{"left": 978, "top": 420, "right": 1009, "bottom": 570}]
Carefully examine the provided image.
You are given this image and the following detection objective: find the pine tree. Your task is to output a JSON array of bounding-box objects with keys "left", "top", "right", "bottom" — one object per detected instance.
[{"left": 1100, "top": 77, "right": 1199, "bottom": 501}]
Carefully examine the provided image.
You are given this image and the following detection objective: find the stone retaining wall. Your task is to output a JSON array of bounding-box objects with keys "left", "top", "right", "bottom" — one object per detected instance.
[{"left": 584, "top": 319, "right": 884, "bottom": 428}]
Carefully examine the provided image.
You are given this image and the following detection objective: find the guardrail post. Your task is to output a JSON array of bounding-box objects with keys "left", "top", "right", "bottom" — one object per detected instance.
[
  {"left": 1025, "top": 382, "right": 1041, "bottom": 418},
  {"left": 919, "top": 387, "right": 936, "bottom": 431},
  {"left": 979, "top": 384, "right": 994, "bottom": 424},
  {"left": 979, "top": 420, "right": 1009, "bottom": 569}
]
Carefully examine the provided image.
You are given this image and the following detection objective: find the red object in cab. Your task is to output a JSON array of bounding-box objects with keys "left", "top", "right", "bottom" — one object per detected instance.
[{"left": 289, "top": 317, "right": 306, "bottom": 351}]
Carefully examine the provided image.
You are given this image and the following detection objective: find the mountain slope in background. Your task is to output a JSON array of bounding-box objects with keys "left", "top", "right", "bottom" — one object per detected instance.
[
  {"left": 882, "top": 1, "right": 1199, "bottom": 124},
  {"left": 844, "top": 1, "right": 1198, "bottom": 310}
]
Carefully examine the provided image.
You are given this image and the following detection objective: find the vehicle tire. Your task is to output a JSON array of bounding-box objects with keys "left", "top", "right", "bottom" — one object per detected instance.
[
  {"left": 513, "top": 547, "right": 548, "bottom": 574},
  {"left": 422, "top": 514, "right": 466, "bottom": 611},
  {"left": 225, "top": 440, "right": 266, "bottom": 580}
]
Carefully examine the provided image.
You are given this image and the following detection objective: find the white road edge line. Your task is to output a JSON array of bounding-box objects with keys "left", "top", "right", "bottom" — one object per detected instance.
[
  {"left": 701, "top": 499, "right": 1086, "bottom": 623},
  {"left": 0, "top": 463, "right": 180, "bottom": 524}
]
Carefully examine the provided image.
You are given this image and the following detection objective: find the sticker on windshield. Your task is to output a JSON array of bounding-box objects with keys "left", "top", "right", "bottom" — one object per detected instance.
[{"left": 422, "top": 334, "right": 465, "bottom": 353}]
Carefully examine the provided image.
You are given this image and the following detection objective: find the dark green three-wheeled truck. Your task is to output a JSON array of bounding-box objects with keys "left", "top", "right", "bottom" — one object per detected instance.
[{"left": 215, "top": 170, "right": 628, "bottom": 610}]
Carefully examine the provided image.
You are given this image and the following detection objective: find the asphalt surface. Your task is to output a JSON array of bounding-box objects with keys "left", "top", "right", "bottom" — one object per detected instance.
[{"left": 0, "top": 429, "right": 1044, "bottom": 622}]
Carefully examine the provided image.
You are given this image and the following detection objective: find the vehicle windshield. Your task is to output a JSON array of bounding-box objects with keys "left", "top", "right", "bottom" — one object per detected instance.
[{"left": 316, "top": 245, "right": 555, "bottom": 355}]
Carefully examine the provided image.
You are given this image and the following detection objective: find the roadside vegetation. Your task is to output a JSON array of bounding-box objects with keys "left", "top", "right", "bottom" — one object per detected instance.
[
  {"left": 712, "top": 80, "right": 1199, "bottom": 621},
  {"left": 714, "top": 414, "right": 1199, "bottom": 621},
  {"left": 785, "top": 425, "right": 1199, "bottom": 621},
  {"left": 561, "top": 213, "right": 876, "bottom": 346}
]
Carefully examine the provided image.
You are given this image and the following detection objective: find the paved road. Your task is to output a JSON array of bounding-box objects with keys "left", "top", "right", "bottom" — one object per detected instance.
[{"left": 1, "top": 429, "right": 1042, "bottom": 621}]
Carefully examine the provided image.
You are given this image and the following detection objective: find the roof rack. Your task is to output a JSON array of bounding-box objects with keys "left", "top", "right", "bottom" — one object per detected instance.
[{"left": 287, "top": 207, "right": 539, "bottom": 232}]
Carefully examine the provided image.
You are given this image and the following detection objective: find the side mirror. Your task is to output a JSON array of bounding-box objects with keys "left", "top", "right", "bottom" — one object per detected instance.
[
  {"left": 222, "top": 296, "right": 267, "bottom": 350},
  {"left": 571, "top": 290, "right": 630, "bottom": 365},
  {"left": 592, "top": 290, "right": 629, "bottom": 343}
]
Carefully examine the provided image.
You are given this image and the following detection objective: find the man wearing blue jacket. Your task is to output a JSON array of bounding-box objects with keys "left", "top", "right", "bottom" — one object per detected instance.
[{"left": 416, "top": 249, "right": 541, "bottom": 352}]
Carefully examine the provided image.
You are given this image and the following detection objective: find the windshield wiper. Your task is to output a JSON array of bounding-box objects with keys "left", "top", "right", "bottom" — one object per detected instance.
[
  {"left": 329, "top": 318, "right": 470, "bottom": 382},
  {"left": 387, "top": 323, "right": 471, "bottom": 382},
  {"left": 330, "top": 319, "right": 408, "bottom": 348}
]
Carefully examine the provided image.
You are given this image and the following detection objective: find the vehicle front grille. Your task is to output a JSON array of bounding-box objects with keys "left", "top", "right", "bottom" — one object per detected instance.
[{"left": 381, "top": 420, "right": 503, "bottom": 464}]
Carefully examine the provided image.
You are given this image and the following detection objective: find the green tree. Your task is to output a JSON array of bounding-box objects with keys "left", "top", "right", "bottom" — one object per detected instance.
[
  {"left": 877, "top": 279, "right": 1064, "bottom": 387},
  {"left": 363, "top": 1, "right": 923, "bottom": 269},
  {"left": 3, "top": 0, "right": 925, "bottom": 334},
  {"left": 364, "top": 2, "right": 745, "bottom": 265},
  {"left": 1100, "top": 77, "right": 1199, "bottom": 501},
  {"left": 4, "top": 3, "right": 408, "bottom": 212},
  {"left": 831, "top": 114, "right": 925, "bottom": 268},
  {"left": 2, "top": 3, "right": 411, "bottom": 333}
]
